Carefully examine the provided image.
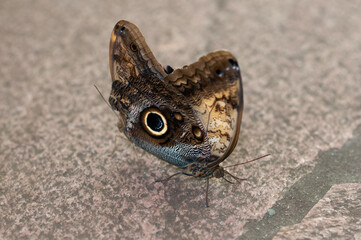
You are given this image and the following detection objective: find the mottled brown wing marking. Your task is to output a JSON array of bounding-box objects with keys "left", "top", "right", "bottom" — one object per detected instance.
[
  {"left": 164, "top": 51, "right": 243, "bottom": 164},
  {"left": 109, "top": 20, "right": 167, "bottom": 82}
]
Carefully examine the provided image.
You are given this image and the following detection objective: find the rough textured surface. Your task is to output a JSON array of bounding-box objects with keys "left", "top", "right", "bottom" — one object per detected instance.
[
  {"left": 240, "top": 124, "right": 361, "bottom": 239},
  {"left": 0, "top": 0, "right": 360, "bottom": 239},
  {"left": 274, "top": 184, "right": 361, "bottom": 240}
]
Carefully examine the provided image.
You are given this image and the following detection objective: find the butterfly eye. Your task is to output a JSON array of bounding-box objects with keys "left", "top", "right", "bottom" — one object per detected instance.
[
  {"left": 141, "top": 108, "right": 168, "bottom": 137},
  {"left": 130, "top": 43, "right": 138, "bottom": 52}
]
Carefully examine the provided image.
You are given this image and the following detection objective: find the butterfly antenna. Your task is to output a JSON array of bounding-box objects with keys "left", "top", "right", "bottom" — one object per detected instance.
[
  {"left": 223, "top": 154, "right": 271, "bottom": 168},
  {"left": 94, "top": 84, "right": 120, "bottom": 121}
]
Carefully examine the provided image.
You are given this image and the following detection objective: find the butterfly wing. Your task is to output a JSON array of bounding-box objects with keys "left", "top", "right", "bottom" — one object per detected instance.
[
  {"left": 109, "top": 20, "right": 167, "bottom": 82},
  {"left": 108, "top": 20, "right": 213, "bottom": 172},
  {"left": 164, "top": 51, "right": 243, "bottom": 166}
]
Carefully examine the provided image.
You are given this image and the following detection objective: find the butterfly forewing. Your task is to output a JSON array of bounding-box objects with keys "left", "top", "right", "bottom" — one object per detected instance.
[{"left": 109, "top": 20, "right": 167, "bottom": 82}]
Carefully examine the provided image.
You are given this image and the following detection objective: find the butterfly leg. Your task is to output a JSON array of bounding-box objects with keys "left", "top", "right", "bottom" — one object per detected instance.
[
  {"left": 205, "top": 177, "right": 210, "bottom": 207},
  {"left": 224, "top": 170, "right": 247, "bottom": 184},
  {"left": 154, "top": 172, "right": 184, "bottom": 183}
]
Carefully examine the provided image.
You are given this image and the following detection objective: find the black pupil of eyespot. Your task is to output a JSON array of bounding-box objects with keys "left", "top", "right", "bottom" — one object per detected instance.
[
  {"left": 147, "top": 113, "right": 164, "bottom": 131},
  {"left": 229, "top": 58, "right": 238, "bottom": 67},
  {"left": 216, "top": 69, "right": 223, "bottom": 76}
]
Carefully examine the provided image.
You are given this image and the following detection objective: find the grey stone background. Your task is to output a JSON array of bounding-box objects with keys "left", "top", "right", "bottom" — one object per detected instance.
[{"left": 1, "top": 0, "right": 360, "bottom": 239}]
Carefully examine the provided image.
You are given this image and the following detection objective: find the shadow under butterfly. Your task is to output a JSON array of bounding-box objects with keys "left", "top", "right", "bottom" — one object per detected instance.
[{"left": 104, "top": 20, "right": 270, "bottom": 207}]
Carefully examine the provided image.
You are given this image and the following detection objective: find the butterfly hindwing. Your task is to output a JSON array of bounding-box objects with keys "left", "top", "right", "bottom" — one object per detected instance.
[{"left": 164, "top": 51, "right": 243, "bottom": 165}]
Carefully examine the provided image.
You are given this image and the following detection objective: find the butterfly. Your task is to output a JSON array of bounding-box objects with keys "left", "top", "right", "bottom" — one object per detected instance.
[{"left": 107, "top": 20, "right": 265, "bottom": 206}]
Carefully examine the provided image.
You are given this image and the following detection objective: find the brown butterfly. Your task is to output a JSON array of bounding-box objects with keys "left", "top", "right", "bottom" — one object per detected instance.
[{"left": 107, "top": 20, "right": 266, "bottom": 206}]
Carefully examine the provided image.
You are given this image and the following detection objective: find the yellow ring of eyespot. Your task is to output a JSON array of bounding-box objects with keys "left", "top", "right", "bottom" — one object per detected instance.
[{"left": 141, "top": 108, "right": 168, "bottom": 137}]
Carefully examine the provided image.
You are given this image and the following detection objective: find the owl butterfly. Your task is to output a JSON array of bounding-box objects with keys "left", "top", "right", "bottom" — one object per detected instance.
[{"left": 108, "top": 20, "right": 266, "bottom": 207}]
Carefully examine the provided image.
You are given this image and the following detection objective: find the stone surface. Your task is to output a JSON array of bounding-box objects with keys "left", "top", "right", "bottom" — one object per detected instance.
[
  {"left": 0, "top": 0, "right": 360, "bottom": 239},
  {"left": 274, "top": 184, "right": 361, "bottom": 240},
  {"left": 240, "top": 124, "right": 361, "bottom": 239}
]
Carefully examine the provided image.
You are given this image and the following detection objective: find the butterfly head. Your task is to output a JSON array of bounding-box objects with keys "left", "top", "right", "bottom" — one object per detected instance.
[{"left": 212, "top": 165, "right": 225, "bottom": 178}]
